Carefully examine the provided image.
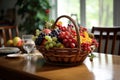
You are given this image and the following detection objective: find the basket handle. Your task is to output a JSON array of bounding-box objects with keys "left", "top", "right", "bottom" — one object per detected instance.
[{"left": 52, "top": 15, "right": 80, "bottom": 48}]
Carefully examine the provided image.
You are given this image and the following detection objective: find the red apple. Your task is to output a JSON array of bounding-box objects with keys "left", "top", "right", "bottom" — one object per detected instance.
[
  {"left": 17, "top": 40, "right": 23, "bottom": 47},
  {"left": 43, "top": 29, "right": 51, "bottom": 34}
]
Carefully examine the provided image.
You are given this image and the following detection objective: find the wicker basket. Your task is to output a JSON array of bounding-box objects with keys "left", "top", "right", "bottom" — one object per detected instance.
[{"left": 36, "top": 15, "right": 90, "bottom": 66}]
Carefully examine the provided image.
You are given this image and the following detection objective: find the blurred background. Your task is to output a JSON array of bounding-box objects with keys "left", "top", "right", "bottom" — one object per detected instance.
[{"left": 0, "top": 0, "right": 119, "bottom": 33}]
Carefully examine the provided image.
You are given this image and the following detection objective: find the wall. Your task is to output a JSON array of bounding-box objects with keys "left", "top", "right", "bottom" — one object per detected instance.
[
  {"left": 0, "top": 0, "right": 16, "bottom": 10},
  {"left": 0, "top": 0, "right": 20, "bottom": 25}
]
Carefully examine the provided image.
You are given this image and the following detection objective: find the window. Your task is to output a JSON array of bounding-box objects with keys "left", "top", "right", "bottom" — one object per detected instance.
[
  {"left": 57, "top": 0, "right": 80, "bottom": 26},
  {"left": 56, "top": 0, "right": 113, "bottom": 29},
  {"left": 86, "top": 0, "right": 113, "bottom": 29}
]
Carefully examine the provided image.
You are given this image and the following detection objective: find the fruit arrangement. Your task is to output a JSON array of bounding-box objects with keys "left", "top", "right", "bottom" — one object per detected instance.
[
  {"left": 34, "top": 22, "right": 98, "bottom": 52},
  {"left": 6, "top": 36, "right": 24, "bottom": 51},
  {"left": 6, "top": 36, "right": 23, "bottom": 47},
  {"left": 34, "top": 15, "right": 98, "bottom": 65}
]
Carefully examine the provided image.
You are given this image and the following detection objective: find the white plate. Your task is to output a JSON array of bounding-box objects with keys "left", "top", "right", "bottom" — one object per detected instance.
[
  {"left": 0, "top": 47, "right": 20, "bottom": 54},
  {"left": 7, "top": 54, "right": 20, "bottom": 58}
]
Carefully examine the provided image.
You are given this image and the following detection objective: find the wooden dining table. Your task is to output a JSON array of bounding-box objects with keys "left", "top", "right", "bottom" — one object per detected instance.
[{"left": 0, "top": 50, "right": 120, "bottom": 80}]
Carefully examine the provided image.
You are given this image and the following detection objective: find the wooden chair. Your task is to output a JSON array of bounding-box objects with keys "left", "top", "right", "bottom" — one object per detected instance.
[
  {"left": 91, "top": 26, "right": 120, "bottom": 55},
  {"left": 0, "top": 26, "right": 19, "bottom": 47}
]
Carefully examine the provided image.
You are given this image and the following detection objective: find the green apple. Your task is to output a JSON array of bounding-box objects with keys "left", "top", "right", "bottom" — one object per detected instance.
[
  {"left": 13, "top": 36, "right": 21, "bottom": 46},
  {"left": 7, "top": 39, "right": 13, "bottom": 46}
]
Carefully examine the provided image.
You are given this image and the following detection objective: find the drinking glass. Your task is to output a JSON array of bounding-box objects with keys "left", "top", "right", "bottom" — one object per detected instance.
[{"left": 22, "top": 35, "right": 35, "bottom": 60}]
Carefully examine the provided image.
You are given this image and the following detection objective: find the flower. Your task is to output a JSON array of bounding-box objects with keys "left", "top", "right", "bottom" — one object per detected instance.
[
  {"left": 79, "top": 26, "right": 98, "bottom": 52},
  {"left": 45, "top": 9, "right": 50, "bottom": 14},
  {"left": 78, "top": 26, "right": 98, "bottom": 61}
]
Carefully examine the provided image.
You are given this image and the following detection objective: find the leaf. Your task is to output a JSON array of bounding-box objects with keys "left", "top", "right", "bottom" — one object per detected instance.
[
  {"left": 88, "top": 53, "right": 96, "bottom": 62},
  {"left": 16, "top": 0, "right": 51, "bottom": 34}
]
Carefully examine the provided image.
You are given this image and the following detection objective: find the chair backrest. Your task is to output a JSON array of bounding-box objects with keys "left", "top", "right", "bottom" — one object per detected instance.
[
  {"left": 0, "top": 26, "right": 19, "bottom": 47},
  {"left": 91, "top": 26, "right": 120, "bottom": 55}
]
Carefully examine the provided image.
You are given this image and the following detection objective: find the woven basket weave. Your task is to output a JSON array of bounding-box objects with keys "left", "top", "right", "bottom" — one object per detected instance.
[{"left": 36, "top": 15, "right": 90, "bottom": 66}]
